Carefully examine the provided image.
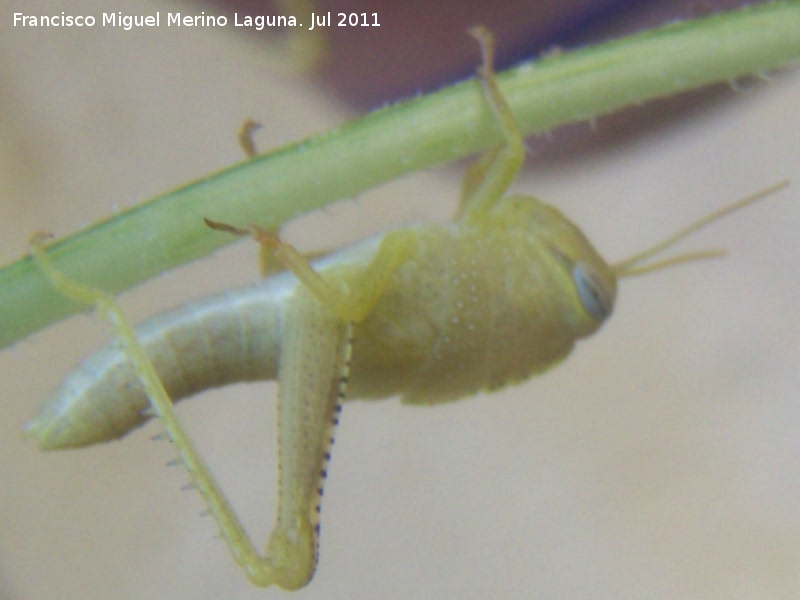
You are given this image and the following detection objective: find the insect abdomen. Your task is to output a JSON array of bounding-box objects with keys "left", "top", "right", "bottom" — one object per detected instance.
[{"left": 26, "top": 281, "right": 287, "bottom": 450}]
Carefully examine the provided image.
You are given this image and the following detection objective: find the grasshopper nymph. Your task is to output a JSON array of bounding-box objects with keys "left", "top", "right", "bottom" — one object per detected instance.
[{"left": 27, "top": 27, "right": 787, "bottom": 590}]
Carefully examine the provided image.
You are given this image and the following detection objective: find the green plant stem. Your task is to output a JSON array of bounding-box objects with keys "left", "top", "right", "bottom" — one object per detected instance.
[{"left": 2, "top": 1, "right": 799, "bottom": 349}]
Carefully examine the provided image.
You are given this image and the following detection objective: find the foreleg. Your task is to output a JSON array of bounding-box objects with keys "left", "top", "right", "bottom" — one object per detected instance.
[{"left": 457, "top": 26, "right": 525, "bottom": 221}]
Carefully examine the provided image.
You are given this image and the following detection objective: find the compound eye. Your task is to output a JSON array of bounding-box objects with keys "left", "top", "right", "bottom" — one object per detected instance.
[{"left": 572, "top": 262, "right": 613, "bottom": 321}]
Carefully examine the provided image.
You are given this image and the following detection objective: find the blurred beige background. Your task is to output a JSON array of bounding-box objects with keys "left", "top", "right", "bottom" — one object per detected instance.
[{"left": 2, "top": 0, "right": 800, "bottom": 598}]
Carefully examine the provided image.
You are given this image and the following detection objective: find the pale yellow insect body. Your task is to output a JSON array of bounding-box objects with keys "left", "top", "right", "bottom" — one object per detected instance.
[
  {"left": 26, "top": 27, "right": 787, "bottom": 590},
  {"left": 29, "top": 197, "right": 613, "bottom": 448}
]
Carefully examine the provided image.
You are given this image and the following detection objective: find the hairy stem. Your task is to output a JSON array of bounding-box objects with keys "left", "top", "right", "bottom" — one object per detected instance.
[{"left": 2, "top": 1, "right": 799, "bottom": 348}]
